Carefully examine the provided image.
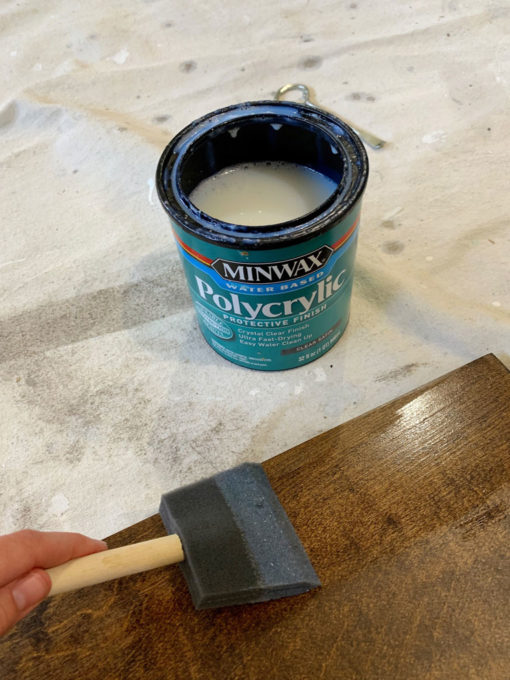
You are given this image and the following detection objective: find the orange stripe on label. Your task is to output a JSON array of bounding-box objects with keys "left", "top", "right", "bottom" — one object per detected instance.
[
  {"left": 173, "top": 230, "right": 214, "bottom": 265},
  {"left": 174, "top": 215, "right": 359, "bottom": 268},
  {"left": 331, "top": 215, "right": 359, "bottom": 250}
]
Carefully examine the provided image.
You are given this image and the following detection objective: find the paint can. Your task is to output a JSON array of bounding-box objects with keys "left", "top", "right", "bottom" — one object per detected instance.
[{"left": 156, "top": 99, "right": 368, "bottom": 370}]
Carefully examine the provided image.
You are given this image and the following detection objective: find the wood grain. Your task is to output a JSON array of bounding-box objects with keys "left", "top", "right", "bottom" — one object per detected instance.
[{"left": 2, "top": 354, "right": 509, "bottom": 679}]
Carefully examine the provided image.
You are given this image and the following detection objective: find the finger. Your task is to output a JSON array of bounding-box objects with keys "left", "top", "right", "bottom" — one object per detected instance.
[
  {"left": 0, "top": 530, "right": 107, "bottom": 588},
  {"left": 0, "top": 568, "right": 51, "bottom": 637}
]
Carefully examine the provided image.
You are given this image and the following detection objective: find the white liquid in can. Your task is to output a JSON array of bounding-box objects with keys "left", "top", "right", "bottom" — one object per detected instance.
[{"left": 189, "top": 161, "right": 337, "bottom": 226}]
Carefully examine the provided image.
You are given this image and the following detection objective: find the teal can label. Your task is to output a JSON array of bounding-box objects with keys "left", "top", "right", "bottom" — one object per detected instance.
[{"left": 172, "top": 207, "right": 360, "bottom": 370}]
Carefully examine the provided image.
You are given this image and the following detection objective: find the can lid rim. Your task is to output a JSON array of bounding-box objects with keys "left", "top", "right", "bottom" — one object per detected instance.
[{"left": 156, "top": 100, "right": 369, "bottom": 250}]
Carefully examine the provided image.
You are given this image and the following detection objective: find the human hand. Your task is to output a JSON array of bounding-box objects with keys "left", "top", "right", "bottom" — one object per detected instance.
[{"left": 0, "top": 529, "right": 107, "bottom": 637}]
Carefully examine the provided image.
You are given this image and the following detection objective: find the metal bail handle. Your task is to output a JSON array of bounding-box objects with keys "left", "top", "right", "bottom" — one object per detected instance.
[{"left": 275, "top": 83, "right": 386, "bottom": 150}]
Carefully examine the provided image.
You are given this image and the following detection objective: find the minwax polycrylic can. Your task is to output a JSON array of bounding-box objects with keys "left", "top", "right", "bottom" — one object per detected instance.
[{"left": 156, "top": 100, "right": 368, "bottom": 371}]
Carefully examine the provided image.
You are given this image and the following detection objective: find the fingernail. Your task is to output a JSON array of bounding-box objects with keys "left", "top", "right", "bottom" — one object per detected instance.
[{"left": 12, "top": 571, "right": 49, "bottom": 611}]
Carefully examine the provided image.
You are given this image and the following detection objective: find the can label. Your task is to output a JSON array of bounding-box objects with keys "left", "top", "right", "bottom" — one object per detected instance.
[{"left": 172, "top": 208, "right": 360, "bottom": 370}]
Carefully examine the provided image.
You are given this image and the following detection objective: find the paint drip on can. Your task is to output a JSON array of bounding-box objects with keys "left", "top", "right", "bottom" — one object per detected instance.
[{"left": 156, "top": 99, "right": 368, "bottom": 370}]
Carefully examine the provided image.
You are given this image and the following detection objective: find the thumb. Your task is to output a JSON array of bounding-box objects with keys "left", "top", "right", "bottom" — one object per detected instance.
[{"left": 0, "top": 569, "right": 51, "bottom": 637}]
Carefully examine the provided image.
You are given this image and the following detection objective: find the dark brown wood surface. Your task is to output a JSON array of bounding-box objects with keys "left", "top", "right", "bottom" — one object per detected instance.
[{"left": 2, "top": 354, "right": 509, "bottom": 679}]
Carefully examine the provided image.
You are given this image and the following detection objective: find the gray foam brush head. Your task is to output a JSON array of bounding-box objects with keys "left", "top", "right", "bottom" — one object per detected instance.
[{"left": 159, "top": 463, "right": 320, "bottom": 609}]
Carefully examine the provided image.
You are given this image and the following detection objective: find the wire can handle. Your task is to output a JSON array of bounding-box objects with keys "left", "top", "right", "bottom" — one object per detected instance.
[{"left": 275, "top": 83, "right": 386, "bottom": 150}]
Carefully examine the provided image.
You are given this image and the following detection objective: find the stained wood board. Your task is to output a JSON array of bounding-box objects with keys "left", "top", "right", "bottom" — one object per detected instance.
[{"left": 2, "top": 354, "right": 509, "bottom": 679}]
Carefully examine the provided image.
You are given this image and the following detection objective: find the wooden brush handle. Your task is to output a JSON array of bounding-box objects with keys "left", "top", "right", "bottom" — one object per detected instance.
[{"left": 46, "top": 535, "right": 184, "bottom": 596}]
